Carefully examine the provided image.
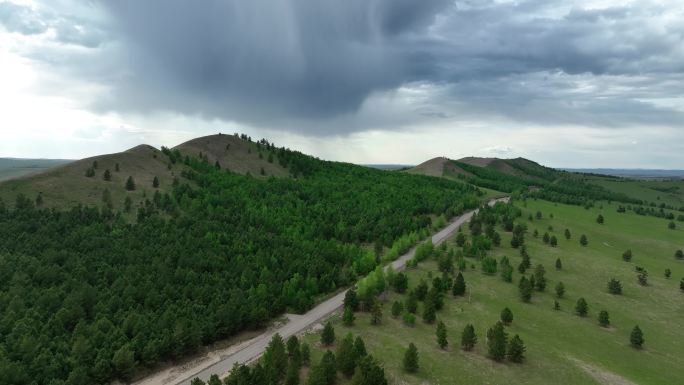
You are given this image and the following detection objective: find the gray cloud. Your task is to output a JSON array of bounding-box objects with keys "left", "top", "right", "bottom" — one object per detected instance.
[
  {"left": 6, "top": 0, "right": 684, "bottom": 136},
  {"left": 0, "top": 2, "right": 47, "bottom": 35},
  {"left": 0, "top": 1, "right": 108, "bottom": 48},
  {"left": 91, "top": 0, "right": 454, "bottom": 131}
]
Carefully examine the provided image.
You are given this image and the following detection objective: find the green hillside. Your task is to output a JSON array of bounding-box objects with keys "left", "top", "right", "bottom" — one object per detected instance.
[
  {"left": 0, "top": 135, "right": 485, "bottom": 385},
  {"left": 301, "top": 197, "right": 684, "bottom": 385}
]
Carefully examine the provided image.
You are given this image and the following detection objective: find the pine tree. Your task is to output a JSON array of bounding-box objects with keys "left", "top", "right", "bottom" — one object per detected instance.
[
  {"left": 153, "top": 176, "right": 160, "bottom": 188},
  {"left": 343, "top": 306, "right": 355, "bottom": 326},
  {"left": 350, "top": 355, "right": 387, "bottom": 385},
  {"left": 543, "top": 232, "right": 550, "bottom": 244},
  {"left": 533, "top": 264, "right": 546, "bottom": 291},
  {"left": 354, "top": 336, "right": 367, "bottom": 359},
  {"left": 500, "top": 307, "right": 513, "bottom": 325},
  {"left": 391, "top": 301, "right": 403, "bottom": 318},
  {"left": 461, "top": 324, "right": 477, "bottom": 351},
  {"left": 680, "top": 277, "right": 684, "bottom": 292},
  {"left": 285, "top": 360, "right": 300, "bottom": 385},
  {"left": 630, "top": 325, "right": 644, "bottom": 348},
  {"left": 370, "top": 301, "right": 382, "bottom": 325},
  {"left": 344, "top": 289, "right": 359, "bottom": 311},
  {"left": 507, "top": 334, "right": 526, "bottom": 363},
  {"left": 287, "top": 336, "right": 300, "bottom": 357},
  {"left": 455, "top": 232, "right": 466, "bottom": 247},
  {"left": 392, "top": 272, "right": 409, "bottom": 293},
  {"left": 519, "top": 276, "right": 532, "bottom": 303},
  {"left": 486, "top": 321, "right": 508, "bottom": 361},
  {"left": 415, "top": 279, "right": 428, "bottom": 300},
  {"left": 115, "top": 162, "right": 120, "bottom": 172},
  {"left": 403, "top": 343, "right": 419, "bottom": 373},
  {"left": 208, "top": 374, "right": 222, "bottom": 385},
  {"left": 422, "top": 300, "right": 436, "bottom": 324},
  {"left": 436, "top": 321, "right": 448, "bottom": 349},
  {"left": 580, "top": 234, "right": 588, "bottom": 246},
  {"left": 665, "top": 268, "right": 671, "bottom": 278},
  {"left": 501, "top": 264, "right": 513, "bottom": 283},
  {"left": 598, "top": 310, "right": 610, "bottom": 327},
  {"left": 85, "top": 167, "right": 95, "bottom": 177},
  {"left": 596, "top": 214, "right": 604, "bottom": 224},
  {"left": 103, "top": 169, "right": 112, "bottom": 181},
  {"left": 35, "top": 193, "right": 43, "bottom": 207},
  {"left": 321, "top": 322, "right": 335, "bottom": 346},
  {"left": 264, "top": 333, "right": 288, "bottom": 379},
  {"left": 564, "top": 228, "right": 571, "bottom": 240},
  {"left": 518, "top": 261, "right": 526, "bottom": 274},
  {"left": 676, "top": 250, "right": 684, "bottom": 260},
  {"left": 575, "top": 297, "right": 588, "bottom": 317},
  {"left": 125, "top": 176, "right": 136, "bottom": 191},
  {"left": 555, "top": 282, "right": 565, "bottom": 298},
  {"left": 406, "top": 293, "right": 418, "bottom": 314},
  {"left": 336, "top": 333, "right": 356, "bottom": 377},
  {"left": 301, "top": 343, "right": 310, "bottom": 366},
  {"left": 553, "top": 300, "right": 560, "bottom": 310},
  {"left": 607, "top": 278, "right": 622, "bottom": 295},
  {"left": 637, "top": 269, "right": 649, "bottom": 286},
  {"left": 622, "top": 249, "right": 633, "bottom": 262},
  {"left": 668, "top": 221, "right": 676, "bottom": 230},
  {"left": 522, "top": 252, "right": 531, "bottom": 268},
  {"left": 555, "top": 258, "right": 562, "bottom": 270},
  {"left": 321, "top": 351, "right": 336, "bottom": 384},
  {"left": 452, "top": 272, "right": 466, "bottom": 296}
]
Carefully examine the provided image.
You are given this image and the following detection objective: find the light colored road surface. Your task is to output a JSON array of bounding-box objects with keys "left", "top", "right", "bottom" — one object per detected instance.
[{"left": 171, "top": 197, "right": 508, "bottom": 385}]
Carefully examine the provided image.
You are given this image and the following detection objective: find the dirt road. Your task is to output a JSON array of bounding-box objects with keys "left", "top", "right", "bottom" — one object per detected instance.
[{"left": 143, "top": 197, "right": 508, "bottom": 385}]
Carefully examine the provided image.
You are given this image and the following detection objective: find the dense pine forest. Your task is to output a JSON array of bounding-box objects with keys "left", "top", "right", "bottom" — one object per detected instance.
[{"left": 0, "top": 144, "right": 481, "bottom": 385}]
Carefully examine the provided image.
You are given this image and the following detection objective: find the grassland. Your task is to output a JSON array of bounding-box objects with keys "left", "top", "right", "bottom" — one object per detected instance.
[
  {"left": 303, "top": 198, "right": 684, "bottom": 385},
  {"left": 590, "top": 178, "right": 684, "bottom": 208}
]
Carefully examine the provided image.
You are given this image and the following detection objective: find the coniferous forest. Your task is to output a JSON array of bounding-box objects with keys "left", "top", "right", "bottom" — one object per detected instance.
[{"left": 0, "top": 148, "right": 481, "bottom": 385}]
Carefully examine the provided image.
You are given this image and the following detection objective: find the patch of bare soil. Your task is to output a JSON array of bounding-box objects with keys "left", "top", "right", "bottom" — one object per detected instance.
[{"left": 569, "top": 357, "right": 639, "bottom": 385}]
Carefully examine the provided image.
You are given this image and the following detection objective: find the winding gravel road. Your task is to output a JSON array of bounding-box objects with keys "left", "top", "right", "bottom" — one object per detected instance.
[{"left": 171, "top": 197, "right": 508, "bottom": 385}]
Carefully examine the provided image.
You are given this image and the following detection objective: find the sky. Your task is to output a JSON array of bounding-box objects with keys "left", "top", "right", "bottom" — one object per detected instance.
[{"left": 0, "top": 0, "right": 683, "bottom": 168}]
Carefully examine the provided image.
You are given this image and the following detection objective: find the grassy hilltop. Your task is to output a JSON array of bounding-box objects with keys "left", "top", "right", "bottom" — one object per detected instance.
[{"left": 0, "top": 134, "right": 293, "bottom": 211}]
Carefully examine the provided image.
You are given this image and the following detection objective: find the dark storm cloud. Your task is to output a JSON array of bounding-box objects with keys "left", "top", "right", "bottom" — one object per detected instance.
[
  {"left": 6, "top": 0, "right": 684, "bottom": 133},
  {"left": 91, "top": 0, "right": 454, "bottom": 131}
]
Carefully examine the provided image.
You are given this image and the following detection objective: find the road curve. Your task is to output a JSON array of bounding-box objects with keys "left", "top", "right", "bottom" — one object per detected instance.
[{"left": 175, "top": 197, "right": 508, "bottom": 385}]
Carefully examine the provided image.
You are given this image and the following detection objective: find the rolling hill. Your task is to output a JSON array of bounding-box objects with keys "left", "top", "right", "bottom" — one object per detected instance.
[
  {"left": 408, "top": 156, "right": 642, "bottom": 207},
  {"left": 0, "top": 134, "right": 292, "bottom": 210},
  {"left": 0, "top": 133, "right": 486, "bottom": 385}
]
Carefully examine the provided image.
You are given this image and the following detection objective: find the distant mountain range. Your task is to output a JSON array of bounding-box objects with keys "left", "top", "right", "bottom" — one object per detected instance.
[
  {"left": 564, "top": 168, "right": 684, "bottom": 179},
  {"left": 0, "top": 158, "right": 72, "bottom": 181}
]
